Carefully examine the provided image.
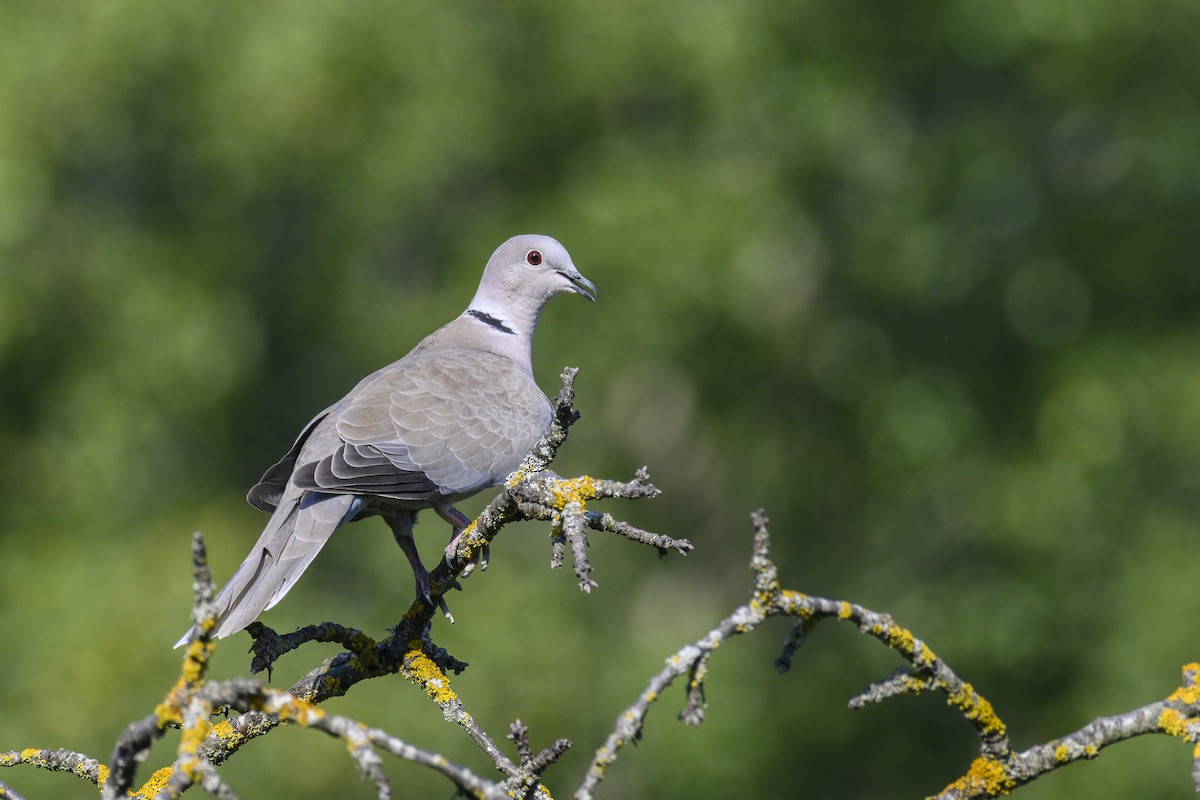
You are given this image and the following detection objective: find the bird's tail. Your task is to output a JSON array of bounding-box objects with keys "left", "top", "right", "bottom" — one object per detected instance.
[{"left": 174, "top": 490, "right": 360, "bottom": 647}]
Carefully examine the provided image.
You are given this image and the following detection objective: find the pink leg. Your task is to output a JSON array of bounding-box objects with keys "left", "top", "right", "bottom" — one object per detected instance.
[
  {"left": 434, "top": 504, "right": 490, "bottom": 572},
  {"left": 434, "top": 504, "right": 470, "bottom": 558}
]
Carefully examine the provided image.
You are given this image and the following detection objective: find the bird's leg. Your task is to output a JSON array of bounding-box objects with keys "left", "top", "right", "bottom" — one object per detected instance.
[
  {"left": 385, "top": 514, "right": 453, "bottom": 621},
  {"left": 434, "top": 504, "right": 490, "bottom": 575}
]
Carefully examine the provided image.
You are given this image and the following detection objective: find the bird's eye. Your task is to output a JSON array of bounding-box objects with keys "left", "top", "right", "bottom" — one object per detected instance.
[{"left": 526, "top": 250, "right": 543, "bottom": 266}]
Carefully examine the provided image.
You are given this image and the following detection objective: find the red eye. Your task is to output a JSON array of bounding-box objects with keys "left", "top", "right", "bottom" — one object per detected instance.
[{"left": 526, "top": 250, "right": 543, "bottom": 266}]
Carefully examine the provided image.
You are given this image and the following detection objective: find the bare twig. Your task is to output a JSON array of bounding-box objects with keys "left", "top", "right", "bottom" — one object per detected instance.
[{"left": 509, "top": 720, "right": 535, "bottom": 764}]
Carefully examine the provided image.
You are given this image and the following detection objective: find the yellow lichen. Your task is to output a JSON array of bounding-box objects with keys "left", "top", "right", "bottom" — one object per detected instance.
[
  {"left": 154, "top": 700, "right": 181, "bottom": 729},
  {"left": 181, "top": 638, "right": 215, "bottom": 684},
  {"left": 1159, "top": 707, "right": 1189, "bottom": 738},
  {"left": 916, "top": 642, "right": 938, "bottom": 667},
  {"left": 73, "top": 759, "right": 101, "bottom": 783},
  {"left": 1083, "top": 744, "right": 1098, "bottom": 757},
  {"left": 884, "top": 623, "right": 917, "bottom": 655},
  {"left": 277, "top": 696, "right": 326, "bottom": 726},
  {"left": 947, "top": 682, "right": 1007, "bottom": 737},
  {"left": 134, "top": 765, "right": 175, "bottom": 796},
  {"left": 207, "top": 719, "right": 247, "bottom": 751},
  {"left": 179, "top": 718, "right": 213, "bottom": 766},
  {"left": 448, "top": 521, "right": 480, "bottom": 563},
  {"left": 941, "top": 757, "right": 1014, "bottom": 797},
  {"left": 837, "top": 601, "right": 853, "bottom": 619},
  {"left": 1168, "top": 663, "right": 1200, "bottom": 705},
  {"left": 548, "top": 476, "right": 599, "bottom": 509},
  {"left": 1053, "top": 744, "right": 1069, "bottom": 762},
  {"left": 403, "top": 647, "right": 458, "bottom": 704},
  {"left": 207, "top": 709, "right": 277, "bottom": 750}
]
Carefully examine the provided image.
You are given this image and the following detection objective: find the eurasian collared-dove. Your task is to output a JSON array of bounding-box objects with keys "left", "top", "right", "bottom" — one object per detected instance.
[{"left": 177, "top": 234, "right": 595, "bottom": 646}]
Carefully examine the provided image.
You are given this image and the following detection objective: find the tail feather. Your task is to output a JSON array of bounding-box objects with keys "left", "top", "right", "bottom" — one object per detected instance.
[{"left": 174, "top": 490, "right": 361, "bottom": 647}]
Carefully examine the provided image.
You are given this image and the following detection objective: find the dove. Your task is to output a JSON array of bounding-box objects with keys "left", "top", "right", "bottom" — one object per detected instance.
[{"left": 177, "top": 234, "right": 595, "bottom": 646}]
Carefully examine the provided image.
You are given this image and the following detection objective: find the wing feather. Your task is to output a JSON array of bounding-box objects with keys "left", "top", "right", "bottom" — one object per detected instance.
[{"left": 291, "top": 349, "right": 550, "bottom": 499}]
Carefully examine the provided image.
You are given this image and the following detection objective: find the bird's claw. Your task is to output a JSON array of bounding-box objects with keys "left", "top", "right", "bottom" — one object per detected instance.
[
  {"left": 413, "top": 566, "right": 456, "bottom": 622},
  {"left": 446, "top": 539, "right": 490, "bottom": 578}
]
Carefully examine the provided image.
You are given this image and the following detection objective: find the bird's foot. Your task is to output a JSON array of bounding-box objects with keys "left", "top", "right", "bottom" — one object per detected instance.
[
  {"left": 414, "top": 568, "right": 454, "bottom": 623},
  {"left": 445, "top": 534, "right": 489, "bottom": 578},
  {"left": 436, "top": 504, "right": 488, "bottom": 575}
]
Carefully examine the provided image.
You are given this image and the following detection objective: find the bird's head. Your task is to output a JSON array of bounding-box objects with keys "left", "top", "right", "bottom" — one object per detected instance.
[{"left": 476, "top": 234, "right": 597, "bottom": 311}]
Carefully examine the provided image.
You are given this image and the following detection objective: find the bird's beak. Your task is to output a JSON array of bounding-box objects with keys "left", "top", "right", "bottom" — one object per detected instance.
[{"left": 559, "top": 269, "right": 597, "bottom": 302}]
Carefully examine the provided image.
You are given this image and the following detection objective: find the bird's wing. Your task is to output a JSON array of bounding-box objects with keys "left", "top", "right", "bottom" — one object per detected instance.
[
  {"left": 294, "top": 349, "right": 551, "bottom": 499},
  {"left": 247, "top": 410, "right": 331, "bottom": 513}
]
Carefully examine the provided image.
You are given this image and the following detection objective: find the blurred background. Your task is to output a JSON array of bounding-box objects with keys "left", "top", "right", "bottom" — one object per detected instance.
[{"left": 2, "top": 2, "right": 1199, "bottom": 798}]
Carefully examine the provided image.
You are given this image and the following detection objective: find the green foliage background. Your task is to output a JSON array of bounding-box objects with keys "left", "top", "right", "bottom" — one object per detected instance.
[{"left": 2, "top": 2, "right": 1199, "bottom": 798}]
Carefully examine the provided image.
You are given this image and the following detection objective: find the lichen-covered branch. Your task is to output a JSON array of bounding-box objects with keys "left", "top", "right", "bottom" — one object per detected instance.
[
  {"left": 0, "top": 749, "right": 105, "bottom": 795},
  {"left": 108, "top": 532, "right": 524, "bottom": 800},
  {"left": 5, "top": 373, "right": 1194, "bottom": 799},
  {"left": 933, "top": 662, "right": 1200, "bottom": 798},
  {"left": 574, "top": 509, "right": 1200, "bottom": 800},
  {"left": 1, "top": 368, "right": 677, "bottom": 799}
]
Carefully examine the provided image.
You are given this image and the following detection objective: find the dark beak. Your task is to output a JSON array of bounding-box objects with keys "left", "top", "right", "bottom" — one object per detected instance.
[{"left": 559, "top": 269, "right": 597, "bottom": 302}]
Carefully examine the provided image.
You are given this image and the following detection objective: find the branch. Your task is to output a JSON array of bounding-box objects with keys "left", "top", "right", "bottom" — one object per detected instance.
[
  {"left": 0, "top": 749, "right": 105, "bottom": 796},
  {"left": 575, "top": 509, "right": 1200, "bottom": 800},
  {"left": 934, "top": 661, "right": 1200, "bottom": 798},
  {"left": 7, "top": 366, "right": 1190, "bottom": 798},
  {"left": 0, "top": 367, "right": 671, "bottom": 799},
  {"left": 100, "top": 532, "right": 512, "bottom": 799}
]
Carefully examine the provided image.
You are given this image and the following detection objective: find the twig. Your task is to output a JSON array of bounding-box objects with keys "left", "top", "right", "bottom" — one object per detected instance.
[
  {"left": 0, "top": 749, "right": 105, "bottom": 793},
  {"left": 933, "top": 662, "right": 1200, "bottom": 798},
  {"left": 502, "top": 721, "right": 572, "bottom": 800},
  {"left": 575, "top": 510, "right": 1200, "bottom": 800},
  {"left": 0, "top": 778, "right": 28, "bottom": 800}
]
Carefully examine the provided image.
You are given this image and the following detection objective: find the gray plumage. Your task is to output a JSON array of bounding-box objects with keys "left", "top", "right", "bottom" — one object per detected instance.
[{"left": 176, "top": 234, "right": 594, "bottom": 646}]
